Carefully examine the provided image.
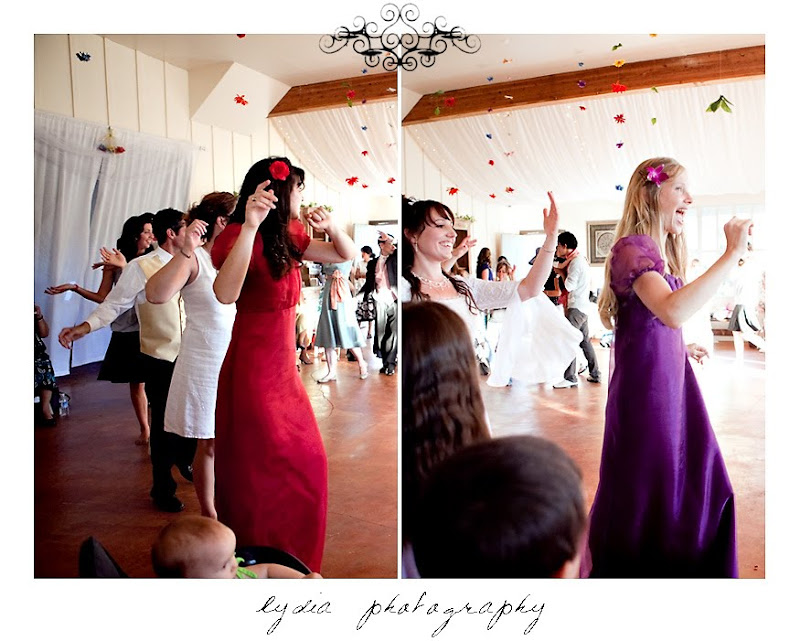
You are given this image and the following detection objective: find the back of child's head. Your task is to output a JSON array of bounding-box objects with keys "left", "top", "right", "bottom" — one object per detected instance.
[
  {"left": 411, "top": 435, "right": 586, "bottom": 578},
  {"left": 401, "top": 301, "right": 491, "bottom": 541},
  {"left": 152, "top": 515, "right": 235, "bottom": 578}
]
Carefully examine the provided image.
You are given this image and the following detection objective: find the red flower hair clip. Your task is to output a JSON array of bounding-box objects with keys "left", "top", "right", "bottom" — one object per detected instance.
[{"left": 269, "top": 160, "right": 290, "bottom": 181}]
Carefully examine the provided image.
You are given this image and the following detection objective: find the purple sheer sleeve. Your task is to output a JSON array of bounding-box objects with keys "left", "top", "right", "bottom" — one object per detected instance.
[{"left": 609, "top": 234, "right": 665, "bottom": 297}]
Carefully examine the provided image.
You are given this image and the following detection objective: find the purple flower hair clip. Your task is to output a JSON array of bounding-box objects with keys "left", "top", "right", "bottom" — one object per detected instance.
[{"left": 645, "top": 165, "right": 669, "bottom": 186}]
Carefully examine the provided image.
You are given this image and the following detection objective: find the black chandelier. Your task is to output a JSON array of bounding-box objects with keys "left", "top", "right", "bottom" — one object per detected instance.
[{"left": 319, "top": 3, "right": 481, "bottom": 72}]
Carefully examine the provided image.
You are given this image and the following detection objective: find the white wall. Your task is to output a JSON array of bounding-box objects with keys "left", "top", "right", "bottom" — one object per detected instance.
[{"left": 33, "top": 34, "right": 382, "bottom": 237}]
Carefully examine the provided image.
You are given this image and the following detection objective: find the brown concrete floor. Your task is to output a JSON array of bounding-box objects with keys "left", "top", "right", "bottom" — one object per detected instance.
[
  {"left": 481, "top": 339, "right": 765, "bottom": 579},
  {"left": 34, "top": 349, "right": 397, "bottom": 578}
]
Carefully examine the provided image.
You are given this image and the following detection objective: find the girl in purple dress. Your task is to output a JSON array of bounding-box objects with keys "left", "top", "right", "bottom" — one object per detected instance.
[{"left": 586, "top": 157, "right": 753, "bottom": 577}]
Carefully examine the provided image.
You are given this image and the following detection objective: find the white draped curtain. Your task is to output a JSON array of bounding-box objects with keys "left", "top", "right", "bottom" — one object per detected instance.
[
  {"left": 34, "top": 110, "right": 196, "bottom": 376},
  {"left": 405, "top": 77, "right": 765, "bottom": 205},
  {"left": 271, "top": 100, "right": 399, "bottom": 196}
]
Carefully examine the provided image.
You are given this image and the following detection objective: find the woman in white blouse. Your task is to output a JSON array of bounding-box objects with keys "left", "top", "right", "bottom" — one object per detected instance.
[{"left": 401, "top": 196, "right": 581, "bottom": 387}]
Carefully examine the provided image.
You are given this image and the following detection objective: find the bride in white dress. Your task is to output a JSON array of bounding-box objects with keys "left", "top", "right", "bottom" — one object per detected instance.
[
  {"left": 145, "top": 192, "right": 237, "bottom": 518},
  {"left": 400, "top": 195, "right": 581, "bottom": 387}
]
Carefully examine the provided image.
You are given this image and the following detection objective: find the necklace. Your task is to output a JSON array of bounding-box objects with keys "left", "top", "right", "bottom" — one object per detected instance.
[{"left": 411, "top": 271, "right": 449, "bottom": 289}]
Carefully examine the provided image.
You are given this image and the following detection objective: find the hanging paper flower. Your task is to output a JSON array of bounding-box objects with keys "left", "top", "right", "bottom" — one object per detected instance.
[
  {"left": 361, "top": 98, "right": 367, "bottom": 104},
  {"left": 579, "top": 106, "right": 586, "bottom": 111},
  {"left": 612, "top": 82, "right": 627, "bottom": 93},
  {"left": 488, "top": 159, "right": 495, "bottom": 166},
  {"left": 614, "top": 59, "right": 625, "bottom": 68},
  {"left": 346, "top": 177, "right": 359, "bottom": 186},
  {"left": 236, "top": 34, "right": 246, "bottom": 38},
  {"left": 706, "top": 95, "right": 734, "bottom": 113},
  {"left": 448, "top": 187, "right": 459, "bottom": 196},
  {"left": 234, "top": 94, "right": 248, "bottom": 105},
  {"left": 651, "top": 87, "right": 659, "bottom": 93},
  {"left": 577, "top": 80, "right": 586, "bottom": 88},
  {"left": 650, "top": 34, "right": 658, "bottom": 37},
  {"left": 489, "top": 193, "right": 496, "bottom": 199},
  {"left": 434, "top": 107, "right": 441, "bottom": 116},
  {"left": 651, "top": 117, "right": 658, "bottom": 125},
  {"left": 75, "top": 51, "right": 91, "bottom": 62},
  {"left": 614, "top": 114, "right": 626, "bottom": 123},
  {"left": 362, "top": 68, "right": 368, "bottom": 74},
  {"left": 616, "top": 141, "right": 624, "bottom": 148},
  {"left": 615, "top": 185, "right": 624, "bottom": 191},
  {"left": 505, "top": 187, "right": 515, "bottom": 194},
  {"left": 487, "top": 76, "right": 494, "bottom": 82},
  {"left": 362, "top": 184, "right": 369, "bottom": 189},
  {"left": 578, "top": 62, "right": 584, "bottom": 67},
  {"left": 612, "top": 43, "right": 623, "bottom": 51},
  {"left": 645, "top": 165, "right": 670, "bottom": 186},
  {"left": 387, "top": 177, "right": 396, "bottom": 184},
  {"left": 346, "top": 90, "right": 356, "bottom": 107},
  {"left": 444, "top": 97, "right": 456, "bottom": 107},
  {"left": 487, "top": 108, "right": 493, "bottom": 113},
  {"left": 486, "top": 133, "right": 493, "bottom": 139},
  {"left": 361, "top": 150, "right": 369, "bottom": 156},
  {"left": 502, "top": 58, "right": 512, "bottom": 64},
  {"left": 269, "top": 160, "right": 290, "bottom": 181}
]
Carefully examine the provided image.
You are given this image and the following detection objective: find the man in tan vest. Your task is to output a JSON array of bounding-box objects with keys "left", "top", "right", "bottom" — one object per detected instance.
[{"left": 59, "top": 209, "right": 195, "bottom": 512}]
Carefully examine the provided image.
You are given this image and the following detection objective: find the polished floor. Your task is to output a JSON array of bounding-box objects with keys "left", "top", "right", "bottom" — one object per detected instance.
[
  {"left": 34, "top": 348, "right": 398, "bottom": 578},
  {"left": 482, "top": 338, "right": 765, "bottom": 579}
]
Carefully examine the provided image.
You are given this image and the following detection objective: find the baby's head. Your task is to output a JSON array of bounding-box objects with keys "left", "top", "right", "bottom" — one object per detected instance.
[
  {"left": 152, "top": 515, "right": 239, "bottom": 578},
  {"left": 411, "top": 435, "right": 586, "bottom": 578}
]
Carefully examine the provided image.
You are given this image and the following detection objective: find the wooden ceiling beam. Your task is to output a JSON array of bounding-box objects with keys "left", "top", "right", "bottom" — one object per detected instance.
[
  {"left": 269, "top": 72, "right": 398, "bottom": 117},
  {"left": 403, "top": 45, "right": 765, "bottom": 125}
]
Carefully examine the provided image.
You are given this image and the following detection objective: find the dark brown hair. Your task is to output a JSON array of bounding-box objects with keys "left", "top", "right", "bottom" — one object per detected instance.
[
  {"left": 188, "top": 191, "right": 237, "bottom": 240},
  {"left": 402, "top": 301, "right": 490, "bottom": 541},
  {"left": 402, "top": 197, "right": 478, "bottom": 313},
  {"left": 230, "top": 157, "right": 305, "bottom": 280}
]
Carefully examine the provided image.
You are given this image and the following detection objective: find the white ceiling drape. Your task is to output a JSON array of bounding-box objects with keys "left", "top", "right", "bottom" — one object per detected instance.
[
  {"left": 404, "top": 77, "right": 764, "bottom": 205},
  {"left": 271, "top": 100, "right": 399, "bottom": 196}
]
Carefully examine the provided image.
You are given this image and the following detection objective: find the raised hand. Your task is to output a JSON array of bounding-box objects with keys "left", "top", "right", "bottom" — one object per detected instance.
[
  {"left": 542, "top": 191, "right": 559, "bottom": 237},
  {"left": 183, "top": 219, "right": 207, "bottom": 253},
  {"left": 91, "top": 247, "right": 127, "bottom": 270},
  {"left": 723, "top": 217, "right": 753, "bottom": 261},
  {"left": 244, "top": 180, "right": 277, "bottom": 229},
  {"left": 452, "top": 235, "right": 477, "bottom": 259},
  {"left": 305, "top": 206, "right": 334, "bottom": 232},
  {"left": 687, "top": 343, "right": 709, "bottom": 364}
]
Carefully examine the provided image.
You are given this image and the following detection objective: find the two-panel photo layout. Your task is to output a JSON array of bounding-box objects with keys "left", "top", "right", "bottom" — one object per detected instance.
[{"left": 34, "top": 32, "right": 764, "bottom": 581}]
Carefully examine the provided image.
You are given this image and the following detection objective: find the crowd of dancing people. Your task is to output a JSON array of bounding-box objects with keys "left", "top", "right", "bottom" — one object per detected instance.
[
  {"left": 43, "top": 156, "right": 400, "bottom": 578},
  {"left": 402, "top": 157, "right": 753, "bottom": 579},
  {"left": 37, "top": 154, "right": 756, "bottom": 579}
]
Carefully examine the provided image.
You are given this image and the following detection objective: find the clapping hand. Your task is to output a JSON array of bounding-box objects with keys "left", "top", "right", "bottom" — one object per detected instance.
[{"left": 91, "top": 247, "right": 127, "bottom": 271}]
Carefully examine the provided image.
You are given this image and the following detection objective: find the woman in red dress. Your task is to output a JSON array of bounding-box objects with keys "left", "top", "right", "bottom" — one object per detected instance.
[{"left": 211, "top": 157, "right": 356, "bottom": 572}]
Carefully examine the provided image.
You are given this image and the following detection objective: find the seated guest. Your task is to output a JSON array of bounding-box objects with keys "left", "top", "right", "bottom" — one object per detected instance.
[
  {"left": 411, "top": 435, "right": 586, "bottom": 578},
  {"left": 151, "top": 516, "right": 322, "bottom": 579}
]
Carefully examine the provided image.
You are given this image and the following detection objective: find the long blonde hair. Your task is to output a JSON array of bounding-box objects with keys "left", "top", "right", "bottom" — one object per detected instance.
[{"left": 597, "top": 157, "right": 689, "bottom": 329}]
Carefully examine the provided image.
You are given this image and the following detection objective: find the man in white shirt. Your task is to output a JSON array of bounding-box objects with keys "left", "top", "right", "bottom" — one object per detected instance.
[
  {"left": 58, "top": 209, "right": 195, "bottom": 512},
  {"left": 552, "top": 231, "right": 601, "bottom": 388}
]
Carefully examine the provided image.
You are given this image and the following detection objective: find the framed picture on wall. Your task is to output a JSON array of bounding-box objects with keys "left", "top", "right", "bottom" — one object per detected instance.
[{"left": 587, "top": 221, "right": 618, "bottom": 265}]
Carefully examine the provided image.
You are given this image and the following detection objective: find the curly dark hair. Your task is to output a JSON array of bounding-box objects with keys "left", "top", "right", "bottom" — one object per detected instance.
[
  {"left": 116, "top": 212, "right": 154, "bottom": 262},
  {"left": 402, "top": 301, "right": 490, "bottom": 542},
  {"left": 401, "top": 196, "right": 478, "bottom": 313},
  {"left": 230, "top": 157, "right": 306, "bottom": 280}
]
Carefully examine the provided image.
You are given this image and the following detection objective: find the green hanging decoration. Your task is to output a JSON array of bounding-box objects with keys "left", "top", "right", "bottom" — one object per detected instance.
[{"left": 706, "top": 95, "right": 734, "bottom": 114}]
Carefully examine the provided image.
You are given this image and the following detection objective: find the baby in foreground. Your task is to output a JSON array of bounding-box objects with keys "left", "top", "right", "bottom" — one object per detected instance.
[{"left": 152, "top": 515, "right": 322, "bottom": 579}]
